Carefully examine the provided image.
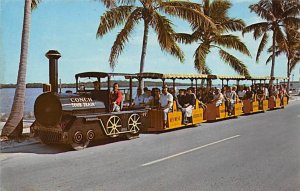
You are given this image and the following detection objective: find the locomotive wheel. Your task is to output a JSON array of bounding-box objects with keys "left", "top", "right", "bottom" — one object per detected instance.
[
  {"left": 71, "top": 131, "right": 89, "bottom": 150},
  {"left": 106, "top": 115, "right": 122, "bottom": 137},
  {"left": 126, "top": 114, "right": 141, "bottom": 140}
]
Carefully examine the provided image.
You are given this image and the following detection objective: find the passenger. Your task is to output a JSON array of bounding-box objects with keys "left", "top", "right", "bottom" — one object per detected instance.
[
  {"left": 251, "top": 85, "right": 257, "bottom": 95},
  {"left": 270, "top": 85, "right": 279, "bottom": 102},
  {"left": 151, "top": 88, "right": 160, "bottom": 108},
  {"left": 91, "top": 81, "right": 101, "bottom": 100},
  {"left": 159, "top": 85, "right": 173, "bottom": 128},
  {"left": 110, "top": 83, "right": 123, "bottom": 112},
  {"left": 244, "top": 86, "right": 254, "bottom": 101},
  {"left": 144, "top": 90, "right": 153, "bottom": 106},
  {"left": 204, "top": 87, "right": 214, "bottom": 104},
  {"left": 264, "top": 84, "right": 269, "bottom": 99},
  {"left": 93, "top": 81, "right": 101, "bottom": 91},
  {"left": 169, "top": 87, "right": 178, "bottom": 103},
  {"left": 182, "top": 87, "right": 196, "bottom": 124},
  {"left": 79, "top": 84, "right": 85, "bottom": 91},
  {"left": 225, "top": 86, "right": 237, "bottom": 116},
  {"left": 281, "top": 84, "right": 289, "bottom": 102},
  {"left": 213, "top": 88, "right": 224, "bottom": 107},
  {"left": 237, "top": 86, "right": 246, "bottom": 100},
  {"left": 256, "top": 85, "right": 265, "bottom": 108},
  {"left": 142, "top": 87, "right": 149, "bottom": 99},
  {"left": 132, "top": 88, "right": 144, "bottom": 106},
  {"left": 177, "top": 89, "right": 186, "bottom": 110}
]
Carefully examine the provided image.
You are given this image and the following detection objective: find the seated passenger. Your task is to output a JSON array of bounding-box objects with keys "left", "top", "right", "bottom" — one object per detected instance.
[
  {"left": 91, "top": 81, "right": 101, "bottom": 99},
  {"left": 110, "top": 83, "right": 123, "bottom": 112},
  {"left": 225, "top": 86, "right": 237, "bottom": 116},
  {"left": 151, "top": 88, "right": 160, "bottom": 108},
  {"left": 144, "top": 90, "right": 153, "bottom": 106},
  {"left": 213, "top": 88, "right": 224, "bottom": 107},
  {"left": 142, "top": 87, "right": 149, "bottom": 99},
  {"left": 203, "top": 87, "right": 214, "bottom": 104},
  {"left": 270, "top": 85, "right": 279, "bottom": 101},
  {"left": 237, "top": 86, "right": 246, "bottom": 100},
  {"left": 177, "top": 89, "right": 186, "bottom": 110},
  {"left": 159, "top": 85, "right": 173, "bottom": 128},
  {"left": 79, "top": 84, "right": 85, "bottom": 91},
  {"left": 132, "top": 88, "right": 144, "bottom": 106},
  {"left": 181, "top": 87, "right": 196, "bottom": 124},
  {"left": 256, "top": 85, "right": 265, "bottom": 108},
  {"left": 244, "top": 86, "right": 254, "bottom": 101},
  {"left": 264, "top": 84, "right": 269, "bottom": 99}
]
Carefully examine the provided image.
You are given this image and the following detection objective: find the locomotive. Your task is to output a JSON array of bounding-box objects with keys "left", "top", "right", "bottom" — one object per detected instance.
[{"left": 32, "top": 50, "right": 147, "bottom": 150}]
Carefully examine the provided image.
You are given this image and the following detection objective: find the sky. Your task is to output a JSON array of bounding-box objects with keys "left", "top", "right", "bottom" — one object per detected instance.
[{"left": 1, "top": 0, "right": 300, "bottom": 84}]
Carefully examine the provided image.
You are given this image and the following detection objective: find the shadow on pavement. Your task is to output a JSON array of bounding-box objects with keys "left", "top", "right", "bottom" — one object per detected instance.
[{"left": 1, "top": 137, "right": 129, "bottom": 154}]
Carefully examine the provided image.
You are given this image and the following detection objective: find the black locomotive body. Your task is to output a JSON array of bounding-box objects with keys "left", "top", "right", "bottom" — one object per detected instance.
[
  {"left": 32, "top": 51, "right": 147, "bottom": 150},
  {"left": 33, "top": 90, "right": 146, "bottom": 150}
]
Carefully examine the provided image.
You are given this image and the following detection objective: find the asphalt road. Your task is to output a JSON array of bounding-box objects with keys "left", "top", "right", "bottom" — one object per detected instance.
[{"left": 1, "top": 101, "right": 300, "bottom": 191}]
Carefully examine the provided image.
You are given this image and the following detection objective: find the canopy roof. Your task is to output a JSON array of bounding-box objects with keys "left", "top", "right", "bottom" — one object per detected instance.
[
  {"left": 136, "top": 73, "right": 208, "bottom": 79},
  {"left": 208, "top": 75, "right": 246, "bottom": 80},
  {"left": 75, "top": 72, "right": 136, "bottom": 79}
]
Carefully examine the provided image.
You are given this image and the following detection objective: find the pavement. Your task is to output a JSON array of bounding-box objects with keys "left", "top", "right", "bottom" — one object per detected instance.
[{"left": 1, "top": 98, "right": 300, "bottom": 191}]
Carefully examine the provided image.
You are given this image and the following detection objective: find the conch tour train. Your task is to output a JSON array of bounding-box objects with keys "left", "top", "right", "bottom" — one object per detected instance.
[{"left": 31, "top": 50, "right": 289, "bottom": 150}]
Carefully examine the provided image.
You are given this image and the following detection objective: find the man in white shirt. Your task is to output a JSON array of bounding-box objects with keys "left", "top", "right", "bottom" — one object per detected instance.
[
  {"left": 132, "top": 88, "right": 144, "bottom": 106},
  {"left": 159, "top": 85, "right": 173, "bottom": 128}
]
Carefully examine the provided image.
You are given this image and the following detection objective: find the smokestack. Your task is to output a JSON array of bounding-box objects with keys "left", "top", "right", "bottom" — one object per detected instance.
[{"left": 45, "top": 50, "right": 61, "bottom": 93}]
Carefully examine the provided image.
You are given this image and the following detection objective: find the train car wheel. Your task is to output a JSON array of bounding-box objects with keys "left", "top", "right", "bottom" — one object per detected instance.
[
  {"left": 71, "top": 131, "right": 89, "bottom": 150},
  {"left": 126, "top": 114, "right": 141, "bottom": 140},
  {"left": 106, "top": 115, "right": 122, "bottom": 137}
]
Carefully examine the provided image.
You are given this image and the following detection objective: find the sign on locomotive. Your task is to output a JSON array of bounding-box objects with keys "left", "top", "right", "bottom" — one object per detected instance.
[{"left": 31, "top": 50, "right": 289, "bottom": 150}]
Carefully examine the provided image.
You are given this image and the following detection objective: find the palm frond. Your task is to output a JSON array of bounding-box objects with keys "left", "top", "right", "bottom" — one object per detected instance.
[
  {"left": 151, "top": 12, "right": 184, "bottom": 63},
  {"left": 283, "top": 17, "right": 300, "bottom": 29},
  {"left": 265, "top": 50, "right": 282, "bottom": 65},
  {"left": 209, "top": 0, "right": 231, "bottom": 20},
  {"left": 220, "top": 18, "right": 245, "bottom": 32},
  {"left": 161, "top": 1, "right": 202, "bottom": 10},
  {"left": 256, "top": 32, "right": 268, "bottom": 62},
  {"left": 174, "top": 33, "right": 194, "bottom": 44},
  {"left": 282, "top": 3, "right": 300, "bottom": 18},
  {"left": 160, "top": 5, "right": 215, "bottom": 31},
  {"left": 97, "top": 6, "right": 136, "bottom": 38},
  {"left": 203, "top": 0, "right": 210, "bottom": 16},
  {"left": 97, "top": 0, "right": 136, "bottom": 8},
  {"left": 31, "top": 0, "right": 41, "bottom": 10},
  {"left": 98, "top": 0, "right": 116, "bottom": 8},
  {"left": 219, "top": 49, "right": 250, "bottom": 76},
  {"left": 249, "top": 2, "right": 274, "bottom": 21},
  {"left": 242, "top": 22, "right": 269, "bottom": 39},
  {"left": 290, "top": 55, "right": 300, "bottom": 72},
  {"left": 108, "top": 9, "right": 141, "bottom": 68},
  {"left": 214, "top": 35, "right": 251, "bottom": 56},
  {"left": 194, "top": 43, "right": 210, "bottom": 73},
  {"left": 274, "top": 25, "right": 289, "bottom": 54}
]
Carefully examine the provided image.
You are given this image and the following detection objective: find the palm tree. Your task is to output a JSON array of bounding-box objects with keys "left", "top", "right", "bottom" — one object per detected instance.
[
  {"left": 174, "top": 0, "right": 251, "bottom": 76},
  {"left": 266, "top": 27, "right": 300, "bottom": 91},
  {"left": 97, "top": 0, "right": 215, "bottom": 87},
  {"left": 1, "top": 0, "right": 40, "bottom": 138},
  {"left": 243, "top": 0, "right": 300, "bottom": 82}
]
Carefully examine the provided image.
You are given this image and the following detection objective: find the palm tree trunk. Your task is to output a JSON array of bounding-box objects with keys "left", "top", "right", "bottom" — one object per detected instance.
[
  {"left": 270, "top": 29, "right": 276, "bottom": 85},
  {"left": 139, "top": 20, "right": 149, "bottom": 89},
  {"left": 1, "top": 0, "right": 32, "bottom": 138}
]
